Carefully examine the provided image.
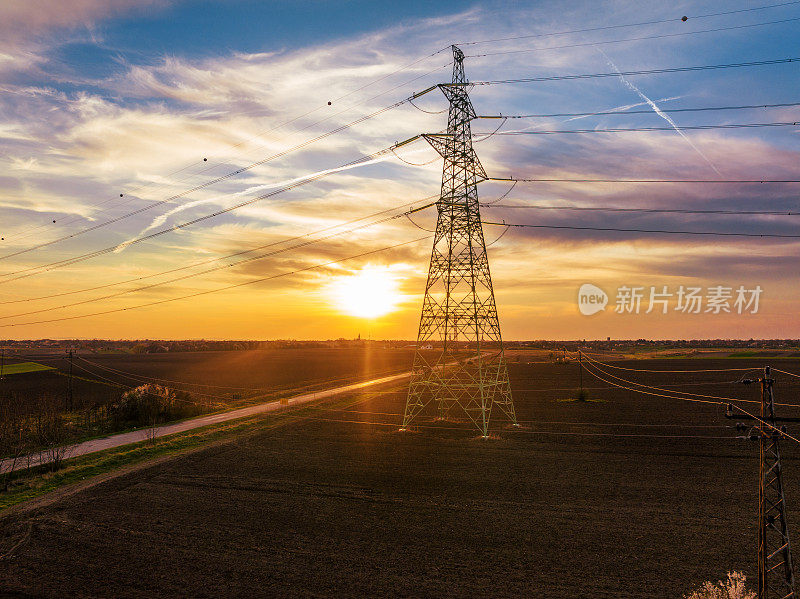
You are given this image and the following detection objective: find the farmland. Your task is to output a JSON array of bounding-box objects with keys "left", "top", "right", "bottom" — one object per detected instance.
[
  {"left": 0, "top": 348, "right": 427, "bottom": 457},
  {"left": 3, "top": 345, "right": 793, "bottom": 416},
  {"left": 0, "top": 362, "right": 55, "bottom": 376},
  {"left": 3, "top": 355, "right": 800, "bottom": 597},
  {"left": 1, "top": 347, "right": 423, "bottom": 411}
]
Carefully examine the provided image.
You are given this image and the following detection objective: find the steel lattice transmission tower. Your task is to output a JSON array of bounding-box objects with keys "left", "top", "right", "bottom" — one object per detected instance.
[
  {"left": 401, "top": 45, "right": 517, "bottom": 437},
  {"left": 758, "top": 366, "right": 795, "bottom": 599}
]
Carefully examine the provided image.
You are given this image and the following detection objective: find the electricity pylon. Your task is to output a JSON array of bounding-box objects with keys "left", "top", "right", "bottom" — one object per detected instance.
[
  {"left": 401, "top": 45, "right": 517, "bottom": 437},
  {"left": 758, "top": 366, "right": 795, "bottom": 599}
]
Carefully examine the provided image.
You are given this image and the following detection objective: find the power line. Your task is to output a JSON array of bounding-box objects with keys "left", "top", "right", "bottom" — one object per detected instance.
[
  {"left": 68, "top": 361, "right": 131, "bottom": 389},
  {"left": 0, "top": 236, "right": 429, "bottom": 328},
  {"left": 480, "top": 122, "right": 798, "bottom": 135},
  {"left": 580, "top": 354, "right": 800, "bottom": 410},
  {"left": 71, "top": 360, "right": 240, "bottom": 405},
  {"left": 370, "top": 379, "right": 766, "bottom": 393},
  {"left": 455, "top": 1, "right": 800, "bottom": 45},
  {"left": 5, "top": 163, "right": 213, "bottom": 247},
  {"left": 581, "top": 358, "right": 800, "bottom": 444},
  {"left": 0, "top": 87, "right": 438, "bottom": 262},
  {"left": 2, "top": 51, "right": 450, "bottom": 245},
  {"left": 581, "top": 356, "right": 752, "bottom": 403},
  {"left": 0, "top": 196, "right": 437, "bottom": 305},
  {"left": 481, "top": 204, "right": 800, "bottom": 216},
  {"left": 464, "top": 57, "right": 800, "bottom": 85},
  {"left": 773, "top": 368, "right": 800, "bottom": 379},
  {"left": 28, "top": 42, "right": 786, "bottom": 248},
  {"left": 71, "top": 360, "right": 243, "bottom": 402},
  {"left": 482, "top": 220, "right": 800, "bottom": 239},
  {"left": 0, "top": 140, "right": 424, "bottom": 283},
  {"left": 576, "top": 352, "right": 758, "bottom": 373},
  {"left": 75, "top": 356, "right": 263, "bottom": 395},
  {"left": 20, "top": 36, "right": 788, "bottom": 247},
  {"left": 325, "top": 408, "right": 739, "bottom": 428},
  {"left": 0, "top": 204, "right": 435, "bottom": 320},
  {"left": 304, "top": 415, "right": 738, "bottom": 440},
  {"left": 489, "top": 177, "right": 800, "bottom": 184},
  {"left": 465, "top": 17, "right": 800, "bottom": 58},
  {"left": 77, "top": 356, "right": 412, "bottom": 396},
  {"left": 475, "top": 101, "right": 800, "bottom": 119},
  {"left": 578, "top": 354, "right": 800, "bottom": 409}
]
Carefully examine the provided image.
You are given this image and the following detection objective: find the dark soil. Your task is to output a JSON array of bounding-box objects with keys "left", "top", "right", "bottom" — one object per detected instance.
[
  {"left": 2, "top": 357, "right": 799, "bottom": 598},
  {"left": 2, "top": 348, "right": 422, "bottom": 413}
]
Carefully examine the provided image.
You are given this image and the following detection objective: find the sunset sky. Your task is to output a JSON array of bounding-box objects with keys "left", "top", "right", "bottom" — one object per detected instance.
[{"left": 1, "top": 0, "right": 799, "bottom": 340}]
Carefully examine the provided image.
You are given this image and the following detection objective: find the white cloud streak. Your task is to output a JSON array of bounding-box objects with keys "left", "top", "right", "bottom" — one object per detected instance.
[{"left": 599, "top": 49, "right": 723, "bottom": 177}]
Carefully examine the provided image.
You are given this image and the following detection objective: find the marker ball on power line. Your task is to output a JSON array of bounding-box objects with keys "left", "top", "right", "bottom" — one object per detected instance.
[{"left": 681, "top": 15, "right": 687, "bottom": 21}]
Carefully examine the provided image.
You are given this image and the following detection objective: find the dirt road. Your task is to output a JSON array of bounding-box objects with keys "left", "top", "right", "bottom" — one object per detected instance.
[{"left": 2, "top": 370, "right": 411, "bottom": 473}]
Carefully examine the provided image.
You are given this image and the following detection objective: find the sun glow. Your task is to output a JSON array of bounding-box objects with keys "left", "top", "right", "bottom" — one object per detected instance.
[{"left": 328, "top": 265, "right": 403, "bottom": 319}]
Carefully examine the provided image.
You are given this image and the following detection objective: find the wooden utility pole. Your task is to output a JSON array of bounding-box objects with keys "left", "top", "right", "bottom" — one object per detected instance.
[
  {"left": 726, "top": 366, "right": 796, "bottom": 599},
  {"left": 757, "top": 366, "right": 794, "bottom": 599}
]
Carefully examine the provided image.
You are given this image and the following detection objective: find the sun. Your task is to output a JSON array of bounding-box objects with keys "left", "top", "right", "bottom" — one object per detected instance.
[{"left": 328, "top": 265, "right": 402, "bottom": 319}]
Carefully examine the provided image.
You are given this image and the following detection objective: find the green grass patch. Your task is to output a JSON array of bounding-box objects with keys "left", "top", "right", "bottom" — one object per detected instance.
[{"left": 1, "top": 362, "right": 55, "bottom": 376}]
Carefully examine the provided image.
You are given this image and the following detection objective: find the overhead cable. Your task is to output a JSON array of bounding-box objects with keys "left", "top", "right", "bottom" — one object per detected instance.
[
  {"left": 465, "top": 18, "right": 800, "bottom": 58},
  {"left": 481, "top": 220, "right": 800, "bottom": 239},
  {"left": 475, "top": 101, "right": 800, "bottom": 119},
  {"left": 0, "top": 236, "right": 429, "bottom": 328},
  {"left": 456, "top": 1, "right": 800, "bottom": 45}
]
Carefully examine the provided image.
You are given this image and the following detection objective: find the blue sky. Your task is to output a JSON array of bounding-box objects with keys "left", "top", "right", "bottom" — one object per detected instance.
[
  {"left": 0, "top": 1, "right": 799, "bottom": 339},
  {"left": 98, "top": 1, "right": 463, "bottom": 58}
]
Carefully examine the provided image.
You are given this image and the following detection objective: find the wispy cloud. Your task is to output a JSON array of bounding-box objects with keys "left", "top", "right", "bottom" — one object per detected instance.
[
  {"left": 599, "top": 49, "right": 723, "bottom": 177},
  {"left": 0, "top": 0, "right": 171, "bottom": 42},
  {"left": 114, "top": 150, "right": 427, "bottom": 252}
]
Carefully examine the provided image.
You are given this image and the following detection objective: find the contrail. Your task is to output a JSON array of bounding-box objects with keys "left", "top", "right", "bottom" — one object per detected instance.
[
  {"left": 564, "top": 96, "right": 683, "bottom": 122},
  {"left": 113, "top": 147, "right": 432, "bottom": 253},
  {"left": 600, "top": 49, "right": 723, "bottom": 176},
  {"left": 489, "top": 97, "right": 684, "bottom": 134}
]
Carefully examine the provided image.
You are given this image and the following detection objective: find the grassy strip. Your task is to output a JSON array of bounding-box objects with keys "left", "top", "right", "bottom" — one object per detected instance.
[
  {"left": 581, "top": 353, "right": 800, "bottom": 362},
  {"left": 655, "top": 354, "right": 800, "bottom": 361},
  {"left": 1, "top": 362, "right": 55, "bottom": 376},
  {"left": 0, "top": 389, "right": 398, "bottom": 512}
]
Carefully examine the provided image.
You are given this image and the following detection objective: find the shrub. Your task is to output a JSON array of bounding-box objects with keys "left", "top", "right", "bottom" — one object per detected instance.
[
  {"left": 684, "top": 572, "right": 755, "bottom": 599},
  {"left": 109, "top": 384, "right": 201, "bottom": 427}
]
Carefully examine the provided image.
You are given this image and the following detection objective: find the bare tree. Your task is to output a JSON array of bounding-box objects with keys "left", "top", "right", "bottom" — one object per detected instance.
[
  {"left": 144, "top": 407, "right": 159, "bottom": 445},
  {"left": 32, "top": 397, "right": 72, "bottom": 472},
  {"left": 0, "top": 398, "right": 30, "bottom": 491}
]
